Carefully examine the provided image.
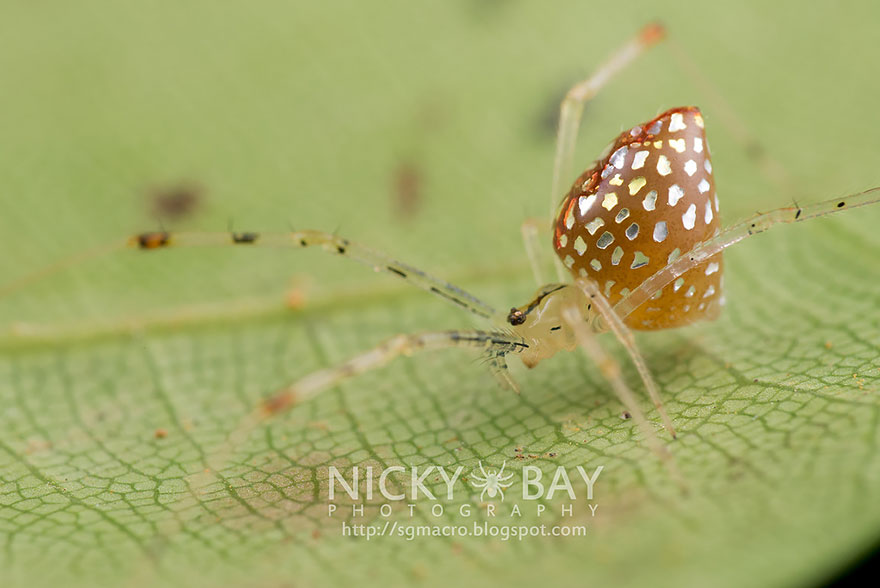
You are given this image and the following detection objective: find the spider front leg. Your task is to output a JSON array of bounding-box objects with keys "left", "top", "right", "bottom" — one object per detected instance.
[{"left": 1, "top": 229, "right": 506, "bottom": 324}]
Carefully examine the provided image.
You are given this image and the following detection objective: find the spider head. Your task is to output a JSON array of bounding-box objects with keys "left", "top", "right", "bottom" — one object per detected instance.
[{"left": 507, "top": 283, "right": 596, "bottom": 368}]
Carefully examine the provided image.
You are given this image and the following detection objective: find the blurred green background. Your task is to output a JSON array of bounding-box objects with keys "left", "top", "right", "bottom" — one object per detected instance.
[{"left": 1, "top": 1, "right": 879, "bottom": 587}]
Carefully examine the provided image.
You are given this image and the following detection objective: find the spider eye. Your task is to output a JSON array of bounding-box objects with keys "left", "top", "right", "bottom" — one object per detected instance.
[{"left": 507, "top": 307, "right": 526, "bottom": 325}]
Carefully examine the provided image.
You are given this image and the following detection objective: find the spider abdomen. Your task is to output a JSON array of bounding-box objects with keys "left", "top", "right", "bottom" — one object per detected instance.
[{"left": 553, "top": 106, "right": 723, "bottom": 330}]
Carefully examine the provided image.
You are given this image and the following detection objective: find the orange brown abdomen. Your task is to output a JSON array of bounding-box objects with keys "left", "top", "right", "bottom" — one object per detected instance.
[{"left": 553, "top": 106, "right": 723, "bottom": 330}]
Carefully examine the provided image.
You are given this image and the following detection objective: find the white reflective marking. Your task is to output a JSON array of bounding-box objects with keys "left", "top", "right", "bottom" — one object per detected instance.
[
  {"left": 601, "top": 192, "right": 618, "bottom": 211},
  {"left": 669, "top": 138, "right": 686, "bottom": 153},
  {"left": 668, "top": 184, "right": 684, "bottom": 206},
  {"left": 714, "top": 194, "right": 720, "bottom": 212},
  {"left": 590, "top": 258, "right": 602, "bottom": 271},
  {"left": 653, "top": 221, "right": 668, "bottom": 242},
  {"left": 610, "top": 146, "right": 628, "bottom": 169},
  {"left": 682, "top": 203, "right": 697, "bottom": 229},
  {"left": 705, "top": 200, "right": 714, "bottom": 224},
  {"left": 604, "top": 280, "right": 616, "bottom": 296},
  {"left": 628, "top": 176, "right": 646, "bottom": 195},
  {"left": 564, "top": 255, "right": 575, "bottom": 268},
  {"left": 693, "top": 137, "right": 703, "bottom": 153},
  {"left": 669, "top": 112, "right": 686, "bottom": 132},
  {"left": 558, "top": 234, "right": 568, "bottom": 248},
  {"left": 685, "top": 285, "right": 696, "bottom": 297},
  {"left": 632, "top": 150, "right": 650, "bottom": 169},
  {"left": 631, "top": 251, "right": 650, "bottom": 269},
  {"left": 643, "top": 190, "right": 658, "bottom": 211},
  {"left": 647, "top": 120, "right": 662, "bottom": 134},
  {"left": 578, "top": 194, "right": 597, "bottom": 216},
  {"left": 657, "top": 155, "right": 672, "bottom": 176},
  {"left": 703, "top": 285, "right": 716, "bottom": 298},
  {"left": 585, "top": 217, "right": 605, "bottom": 235},
  {"left": 698, "top": 179, "right": 710, "bottom": 194},
  {"left": 615, "top": 208, "right": 630, "bottom": 223},
  {"left": 574, "top": 235, "right": 587, "bottom": 255},
  {"left": 705, "top": 261, "right": 719, "bottom": 275},
  {"left": 668, "top": 248, "right": 681, "bottom": 264},
  {"left": 673, "top": 277, "right": 685, "bottom": 292},
  {"left": 609, "top": 174, "right": 623, "bottom": 186},
  {"left": 611, "top": 246, "right": 623, "bottom": 265},
  {"left": 565, "top": 206, "right": 575, "bottom": 229},
  {"left": 704, "top": 159, "right": 713, "bottom": 174},
  {"left": 579, "top": 267, "right": 588, "bottom": 277},
  {"left": 684, "top": 160, "right": 697, "bottom": 176},
  {"left": 597, "top": 231, "right": 614, "bottom": 249}
]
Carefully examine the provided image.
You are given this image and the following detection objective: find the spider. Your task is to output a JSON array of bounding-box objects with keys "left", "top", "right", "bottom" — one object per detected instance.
[
  {"left": 470, "top": 461, "right": 514, "bottom": 502},
  {"left": 4, "top": 25, "right": 879, "bottom": 464}
]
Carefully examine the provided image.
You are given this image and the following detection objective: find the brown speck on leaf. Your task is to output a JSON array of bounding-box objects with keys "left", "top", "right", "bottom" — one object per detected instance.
[
  {"left": 392, "top": 160, "right": 424, "bottom": 220},
  {"left": 824, "top": 340, "right": 833, "bottom": 349},
  {"left": 621, "top": 411, "right": 632, "bottom": 420},
  {"left": 285, "top": 284, "right": 308, "bottom": 310},
  {"left": 147, "top": 181, "right": 204, "bottom": 222},
  {"left": 154, "top": 428, "right": 168, "bottom": 439},
  {"left": 311, "top": 528, "right": 321, "bottom": 540}
]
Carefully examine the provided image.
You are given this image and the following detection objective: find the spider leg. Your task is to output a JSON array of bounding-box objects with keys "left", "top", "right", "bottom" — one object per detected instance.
[
  {"left": 0, "top": 229, "right": 504, "bottom": 322},
  {"left": 470, "top": 474, "right": 487, "bottom": 484},
  {"left": 478, "top": 461, "right": 489, "bottom": 479},
  {"left": 613, "top": 186, "right": 880, "bottom": 321},
  {"left": 497, "top": 460, "right": 507, "bottom": 477},
  {"left": 572, "top": 278, "right": 676, "bottom": 438},
  {"left": 262, "top": 329, "right": 528, "bottom": 414},
  {"left": 560, "top": 300, "right": 684, "bottom": 488},
  {"left": 550, "top": 23, "right": 665, "bottom": 280},
  {"left": 520, "top": 218, "right": 548, "bottom": 286}
]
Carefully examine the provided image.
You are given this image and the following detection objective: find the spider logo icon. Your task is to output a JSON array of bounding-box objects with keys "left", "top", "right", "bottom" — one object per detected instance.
[{"left": 470, "top": 461, "right": 514, "bottom": 501}]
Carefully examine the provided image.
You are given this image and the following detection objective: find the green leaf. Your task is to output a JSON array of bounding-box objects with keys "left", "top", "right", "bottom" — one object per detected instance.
[{"left": 1, "top": 2, "right": 879, "bottom": 587}]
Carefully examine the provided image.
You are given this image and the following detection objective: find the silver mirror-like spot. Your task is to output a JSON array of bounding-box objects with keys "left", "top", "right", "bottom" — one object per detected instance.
[
  {"left": 597, "top": 231, "right": 614, "bottom": 249},
  {"left": 682, "top": 203, "right": 697, "bottom": 230},
  {"left": 668, "top": 184, "right": 684, "bottom": 206},
  {"left": 578, "top": 194, "right": 597, "bottom": 216},
  {"left": 643, "top": 190, "right": 658, "bottom": 211},
  {"left": 653, "top": 221, "right": 668, "bottom": 242},
  {"left": 615, "top": 208, "right": 630, "bottom": 223},
  {"left": 611, "top": 246, "right": 624, "bottom": 266},
  {"left": 631, "top": 251, "right": 649, "bottom": 269},
  {"left": 625, "top": 223, "right": 639, "bottom": 240}
]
